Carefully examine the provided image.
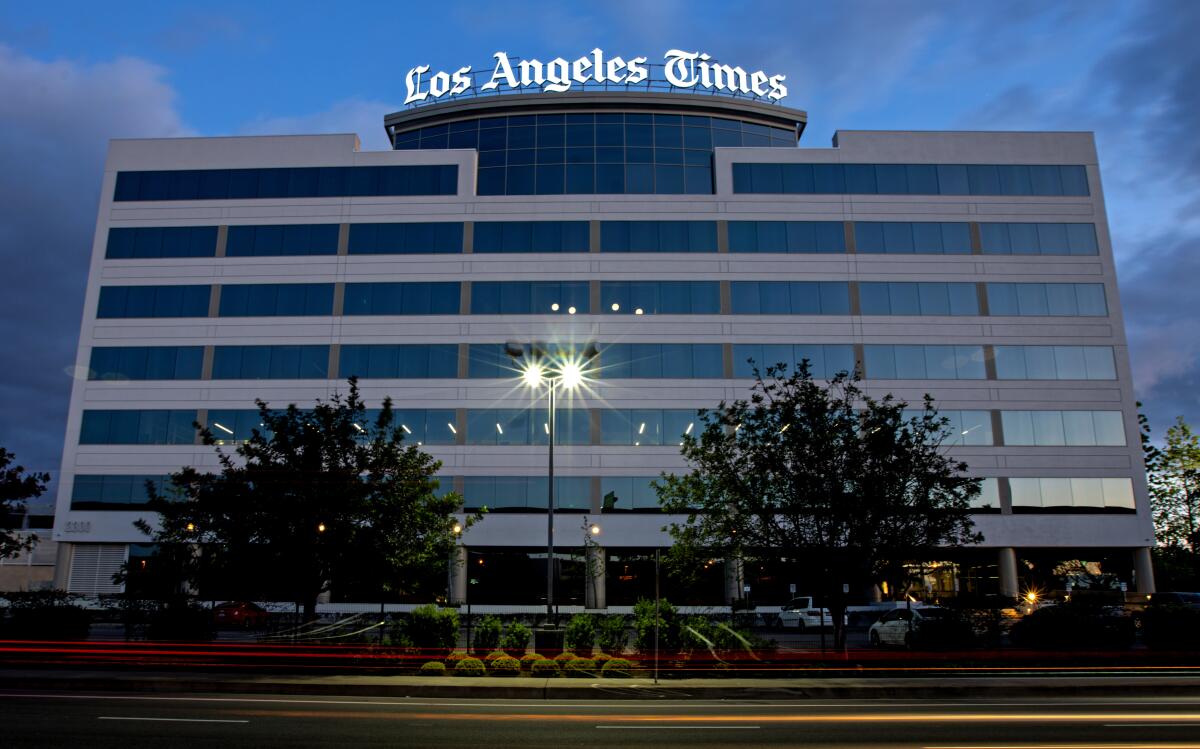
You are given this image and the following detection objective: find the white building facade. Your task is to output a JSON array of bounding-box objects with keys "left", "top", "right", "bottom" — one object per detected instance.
[{"left": 52, "top": 91, "right": 1155, "bottom": 605}]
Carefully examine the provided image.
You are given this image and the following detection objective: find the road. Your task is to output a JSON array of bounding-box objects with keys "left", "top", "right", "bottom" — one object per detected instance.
[{"left": 3, "top": 690, "right": 1200, "bottom": 747}]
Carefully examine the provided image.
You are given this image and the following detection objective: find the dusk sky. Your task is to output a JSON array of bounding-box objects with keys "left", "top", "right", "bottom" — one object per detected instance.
[{"left": 1, "top": 0, "right": 1196, "bottom": 511}]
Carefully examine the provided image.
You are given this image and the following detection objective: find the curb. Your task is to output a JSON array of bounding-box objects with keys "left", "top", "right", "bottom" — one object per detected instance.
[{"left": 8, "top": 672, "right": 1200, "bottom": 700}]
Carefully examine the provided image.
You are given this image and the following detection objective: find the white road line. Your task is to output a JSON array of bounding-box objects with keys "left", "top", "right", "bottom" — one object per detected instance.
[{"left": 98, "top": 717, "right": 249, "bottom": 724}]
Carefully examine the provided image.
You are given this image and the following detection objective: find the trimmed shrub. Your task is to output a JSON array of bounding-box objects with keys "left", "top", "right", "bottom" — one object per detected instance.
[
  {"left": 530, "top": 658, "right": 559, "bottom": 677},
  {"left": 407, "top": 605, "right": 459, "bottom": 656},
  {"left": 488, "top": 655, "right": 521, "bottom": 676},
  {"left": 564, "top": 613, "right": 595, "bottom": 654},
  {"left": 1142, "top": 605, "right": 1200, "bottom": 651},
  {"left": 500, "top": 622, "right": 531, "bottom": 657},
  {"left": 454, "top": 657, "right": 485, "bottom": 676},
  {"left": 553, "top": 651, "right": 577, "bottom": 665},
  {"left": 420, "top": 661, "right": 446, "bottom": 676},
  {"left": 520, "top": 653, "right": 545, "bottom": 669},
  {"left": 0, "top": 590, "right": 92, "bottom": 641},
  {"left": 472, "top": 615, "right": 502, "bottom": 653},
  {"left": 597, "top": 615, "right": 628, "bottom": 654},
  {"left": 483, "top": 650, "right": 507, "bottom": 665},
  {"left": 601, "top": 658, "right": 635, "bottom": 678},
  {"left": 633, "top": 598, "right": 679, "bottom": 654},
  {"left": 563, "top": 657, "right": 597, "bottom": 678},
  {"left": 592, "top": 652, "right": 613, "bottom": 668},
  {"left": 444, "top": 651, "right": 469, "bottom": 668}
]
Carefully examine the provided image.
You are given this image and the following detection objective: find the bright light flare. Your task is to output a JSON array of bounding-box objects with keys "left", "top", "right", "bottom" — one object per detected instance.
[
  {"left": 589, "top": 524, "right": 601, "bottom": 536},
  {"left": 521, "top": 363, "right": 544, "bottom": 388},
  {"left": 559, "top": 361, "right": 583, "bottom": 390}
]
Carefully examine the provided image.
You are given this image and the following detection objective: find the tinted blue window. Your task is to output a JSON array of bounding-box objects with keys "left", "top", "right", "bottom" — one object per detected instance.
[
  {"left": 734, "top": 163, "right": 1089, "bottom": 196},
  {"left": 97, "top": 285, "right": 210, "bottom": 318},
  {"left": 600, "top": 343, "right": 724, "bottom": 378},
  {"left": 600, "top": 409, "right": 699, "bottom": 445},
  {"left": 860, "top": 282, "right": 978, "bottom": 315},
  {"left": 855, "top": 222, "right": 971, "bottom": 254},
  {"left": 470, "top": 281, "right": 589, "bottom": 314},
  {"left": 88, "top": 346, "right": 203, "bottom": 380},
  {"left": 226, "top": 224, "right": 340, "bottom": 257},
  {"left": 106, "top": 226, "right": 217, "bottom": 259},
  {"left": 339, "top": 344, "right": 458, "bottom": 378},
  {"left": 733, "top": 343, "right": 855, "bottom": 378},
  {"left": 474, "top": 221, "right": 589, "bottom": 253},
  {"left": 729, "top": 221, "right": 845, "bottom": 253},
  {"left": 979, "top": 223, "right": 1099, "bottom": 256},
  {"left": 729, "top": 281, "right": 850, "bottom": 314},
  {"left": 218, "top": 283, "right": 333, "bottom": 316},
  {"left": 600, "top": 281, "right": 719, "bottom": 314},
  {"left": 863, "top": 345, "right": 985, "bottom": 379},
  {"left": 347, "top": 222, "right": 462, "bottom": 254},
  {"left": 70, "top": 474, "right": 173, "bottom": 511},
  {"left": 994, "top": 345, "right": 1116, "bottom": 380},
  {"left": 987, "top": 283, "right": 1107, "bottom": 316},
  {"left": 212, "top": 345, "right": 329, "bottom": 379},
  {"left": 342, "top": 282, "right": 460, "bottom": 315},
  {"left": 600, "top": 221, "right": 717, "bottom": 252},
  {"left": 79, "top": 410, "right": 197, "bottom": 444},
  {"left": 467, "top": 408, "right": 589, "bottom": 445},
  {"left": 114, "top": 166, "right": 457, "bottom": 200}
]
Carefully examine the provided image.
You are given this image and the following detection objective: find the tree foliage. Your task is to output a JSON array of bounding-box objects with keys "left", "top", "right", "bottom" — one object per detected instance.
[
  {"left": 0, "top": 448, "right": 49, "bottom": 559},
  {"left": 1147, "top": 416, "right": 1200, "bottom": 577},
  {"left": 136, "top": 378, "right": 466, "bottom": 617},
  {"left": 654, "top": 363, "right": 982, "bottom": 647}
]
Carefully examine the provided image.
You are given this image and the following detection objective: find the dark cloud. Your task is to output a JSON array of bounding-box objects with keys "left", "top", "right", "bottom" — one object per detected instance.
[{"left": 0, "top": 45, "right": 189, "bottom": 505}]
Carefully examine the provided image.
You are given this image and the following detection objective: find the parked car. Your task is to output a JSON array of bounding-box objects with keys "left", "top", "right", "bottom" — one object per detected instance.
[
  {"left": 1145, "top": 592, "right": 1200, "bottom": 609},
  {"left": 868, "top": 606, "right": 972, "bottom": 648},
  {"left": 212, "top": 601, "right": 269, "bottom": 629},
  {"left": 777, "top": 596, "right": 844, "bottom": 631}
]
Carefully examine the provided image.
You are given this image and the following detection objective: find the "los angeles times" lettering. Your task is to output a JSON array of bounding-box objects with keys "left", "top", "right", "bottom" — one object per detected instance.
[{"left": 404, "top": 48, "right": 787, "bottom": 105}]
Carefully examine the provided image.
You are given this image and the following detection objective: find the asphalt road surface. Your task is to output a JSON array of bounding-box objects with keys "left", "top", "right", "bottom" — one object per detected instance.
[{"left": 3, "top": 691, "right": 1200, "bottom": 748}]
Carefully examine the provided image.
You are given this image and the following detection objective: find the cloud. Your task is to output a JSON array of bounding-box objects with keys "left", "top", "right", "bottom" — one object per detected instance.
[
  {"left": 241, "top": 97, "right": 401, "bottom": 151},
  {"left": 0, "top": 45, "right": 190, "bottom": 504}
]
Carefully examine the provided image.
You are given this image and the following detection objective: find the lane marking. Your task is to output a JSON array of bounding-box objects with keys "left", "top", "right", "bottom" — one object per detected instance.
[{"left": 98, "top": 716, "right": 249, "bottom": 724}]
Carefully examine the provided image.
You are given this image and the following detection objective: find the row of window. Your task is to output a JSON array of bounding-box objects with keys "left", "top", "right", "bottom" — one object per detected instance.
[
  {"left": 86, "top": 343, "right": 1120, "bottom": 382},
  {"left": 113, "top": 166, "right": 458, "bottom": 202},
  {"left": 104, "top": 221, "right": 1102, "bottom": 259},
  {"left": 97, "top": 280, "right": 1108, "bottom": 318},
  {"left": 478, "top": 163, "right": 713, "bottom": 196},
  {"left": 1009, "top": 477, "right": 1135, "bottom": 512},
  {"left": 732, "top": 163, "right": 1090, "bottom": 196},
  {"left": 393, "top": 113, "right": 795, "bottom": 151},
  {"left": 77, "top": 405, "right": 1127, "bottom": 447},
  {"left": 68, "top": 473, "right": 1135, "bottom": 514}
]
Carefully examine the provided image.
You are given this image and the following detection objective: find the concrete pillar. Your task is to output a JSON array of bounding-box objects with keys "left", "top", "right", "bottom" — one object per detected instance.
[
  {"left": 585, "top": 544, "right": 606, "bottom": 610},
  {"left": 1134, "top": 547, "right": 1156, "bottom": 594},
  {"left": 869, "top": 584, "right": 884, "bottom": 603},
  {"left": 723, "top": 557, "right": 745, "bottom": 604},
  {"left": 449, "top": 545, "right": 467, "bottom": 605},
  {"left": 52, "top": 541, "right": 72, "bottom": 591},
  {"left": 998, "top": 547, "right": 1019, "bottom": 599}
]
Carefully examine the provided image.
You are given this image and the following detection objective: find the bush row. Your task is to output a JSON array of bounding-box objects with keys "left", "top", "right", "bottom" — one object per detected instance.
[{"left": 422, "top": 651, "right": 636, "bottom": 677}]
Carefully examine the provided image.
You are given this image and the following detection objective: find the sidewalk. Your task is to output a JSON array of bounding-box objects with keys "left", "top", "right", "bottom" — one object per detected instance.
[{"left": 6, "top": 668, "right": 1200, "bottom": 700}]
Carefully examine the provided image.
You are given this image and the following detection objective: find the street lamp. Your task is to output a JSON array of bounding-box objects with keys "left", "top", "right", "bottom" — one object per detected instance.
[{"left": 506, "top": 340, "right": 598, "bottom": 621}]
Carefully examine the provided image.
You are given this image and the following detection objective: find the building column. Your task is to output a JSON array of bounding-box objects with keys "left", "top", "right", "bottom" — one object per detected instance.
[
  {"left": 1134, "top": 547, "right": 1156, "bottom": 594},
  {"left": 997, "top": 547, "right": 1019, "bottom": 599},
  {"left": 449, "top": 545, "right": 467, "bottom": 605},
  {"left": 724, "top": 557, "right": 745, "bottom": 604},
  {"left": 52, "top": 541, "right": 72, "bottom": 591},
  {"left": 585, "top": 544, "right": 606, "bottom": 610}
]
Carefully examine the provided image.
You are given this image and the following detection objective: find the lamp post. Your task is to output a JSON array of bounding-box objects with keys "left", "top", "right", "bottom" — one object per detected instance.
[{"left": 506, "top": 341, "right": 597, "bottom": 622}]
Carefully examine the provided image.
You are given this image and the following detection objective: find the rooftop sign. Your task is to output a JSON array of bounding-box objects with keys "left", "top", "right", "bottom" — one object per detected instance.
[{"left": 404, "top": 49, "right": 788, "bottom": 107}]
